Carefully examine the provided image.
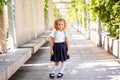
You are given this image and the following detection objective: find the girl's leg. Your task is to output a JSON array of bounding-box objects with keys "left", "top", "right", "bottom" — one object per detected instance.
[
  {"left": 50, "top": 61, "right": 60, "bottom": 73},
  {"left": 57, "top": 61, "right": 65, "bottom": 78},
  {"left": 59, "top": 61, "right": 65, "bottom": 73}
]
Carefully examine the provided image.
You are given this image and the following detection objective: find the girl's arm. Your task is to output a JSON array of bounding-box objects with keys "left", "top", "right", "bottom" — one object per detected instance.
[
  {"left": 50, "top": 37, "right": 54, "bottom": 55},
  {"left": 65, "top": 37, "right": 70, "bottom": 55}
]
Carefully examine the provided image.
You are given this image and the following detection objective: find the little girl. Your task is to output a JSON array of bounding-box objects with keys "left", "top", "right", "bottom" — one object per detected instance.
[{"left": 49, "top": 18, "right": 70, "bottom": 78}]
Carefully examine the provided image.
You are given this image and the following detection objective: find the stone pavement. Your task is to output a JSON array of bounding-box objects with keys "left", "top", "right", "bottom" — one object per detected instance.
[{"left": 9, "top": 27, "right": 120, "bottom": 80}]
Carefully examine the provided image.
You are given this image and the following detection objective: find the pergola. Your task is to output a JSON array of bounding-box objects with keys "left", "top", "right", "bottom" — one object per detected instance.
[{"left": 52, "top": 0, "right": 72, "bottom": 17}]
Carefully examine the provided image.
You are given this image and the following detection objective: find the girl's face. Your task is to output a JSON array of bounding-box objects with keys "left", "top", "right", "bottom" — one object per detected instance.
[{"left": 57, "top": 21, "right": 65, "bottom": 31}]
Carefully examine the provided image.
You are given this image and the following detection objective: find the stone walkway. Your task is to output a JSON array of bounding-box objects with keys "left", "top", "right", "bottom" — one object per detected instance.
[{"left": 9, "top": 27, "right": 120, "bottom": 80}]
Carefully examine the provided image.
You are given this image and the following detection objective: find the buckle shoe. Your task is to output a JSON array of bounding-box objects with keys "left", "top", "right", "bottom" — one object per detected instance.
[
  {"left": 49, "top": 73, "right": 55, "bottom": 79},
  {"left": 57, "top": 73, "right": 63, "bottom": 78}
]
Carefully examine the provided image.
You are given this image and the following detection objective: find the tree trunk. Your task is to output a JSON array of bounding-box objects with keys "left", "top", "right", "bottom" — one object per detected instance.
[{"left": 97, "top": 17, "right": 102, "bottom": 47}]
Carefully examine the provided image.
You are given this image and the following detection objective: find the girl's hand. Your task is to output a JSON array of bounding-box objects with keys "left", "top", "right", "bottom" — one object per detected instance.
[
  {"left": 50, "top": 49, "right": 54, "bottom": 55},
  {"left": 67, "top": 51, "right": 70, "bottom": 56}
]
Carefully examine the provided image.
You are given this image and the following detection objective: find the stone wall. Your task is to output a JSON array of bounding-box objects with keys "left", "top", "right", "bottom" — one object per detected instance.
[
  {"left": 89, "top": 30, "right": 120, "bottom": 59},
  {"left": 15, "top": 0, "right": 45, "bottom": 46}
]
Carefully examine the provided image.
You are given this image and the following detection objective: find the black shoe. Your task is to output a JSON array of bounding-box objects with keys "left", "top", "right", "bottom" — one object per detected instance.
[
  {"left": 57, "top": 73, "right": 63, "bottom": 78},
  {"left": 49, "top": 73, "right": 55, "bottom": 79}
]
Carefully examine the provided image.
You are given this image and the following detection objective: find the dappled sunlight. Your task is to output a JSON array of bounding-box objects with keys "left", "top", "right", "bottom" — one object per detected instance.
[
  {"left": 7, "top": 49, "right": 19, "bottom": 53},
  {"left": 69, "top": 34, "right": 87, "bottom": 40},
  {"left": 21, "top": 62, "right": 57, "bottom": 71},
  {"left": 70, "top": 37, "right": 87, "bottom": 40},
  {"left": 70, "top": 61, "right": 120, "bottom": 73},
  {"left": 80, "top": 61, "right": 120, "bottom": 68},
  {"left": 69, "top": 60, "right": 120, "bottom": 70},
  {"left": 108, "top": 75, "right": 120, "bottom": 80},
  {"left": 41, "top": 44, "right": 94, "bottom": 49},
  {"left": 71, "top": 69, "right": 79, "bottom": 75},
  {"left": 22, "top": 63, "right": 52, "bottom": 67},
  {"left": 68, "top": 60, "right": 120, "bottom": 79},
  {"left": 70, "top": 44, "right": 94, "bottom": 48},
  {"left": 40, "top": 47, "right": 50, "bottom": 49},
  {"left": 0, "top": 53, "right": 6, "bottom": 61},
  {"left": 0, "top": 49, "right": 18, "bottom": 62}
]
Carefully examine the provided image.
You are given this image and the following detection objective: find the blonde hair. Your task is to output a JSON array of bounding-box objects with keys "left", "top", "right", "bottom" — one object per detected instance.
[{"left": 54, "top": 18, "right": 67, "bottom": 31}]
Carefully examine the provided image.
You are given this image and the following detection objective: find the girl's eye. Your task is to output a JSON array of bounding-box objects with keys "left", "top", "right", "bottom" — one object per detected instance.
[{"left": 58, "top": 24, "right": 63, "bottom": 26}]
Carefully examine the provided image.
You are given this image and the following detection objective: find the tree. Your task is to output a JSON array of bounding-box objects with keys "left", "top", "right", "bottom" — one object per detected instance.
[
  {"left": 90, "top": 0, "right": 120, "bottom": 38},
  {"left": 67, "top": 0, "right": 83, "bottom": 26},
  {"left": 0, "top": 0, "right": 10, "bottom": 12}
]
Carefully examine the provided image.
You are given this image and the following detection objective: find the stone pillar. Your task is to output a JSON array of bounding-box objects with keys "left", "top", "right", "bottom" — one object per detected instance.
[
  {"left": 82, "top": 0, "right": 85, "bottom": 33},
  {"left": 97, "top": 17, "right": 102, "bottom": 47},
  {"left": 118, "top": 40, "right": 120, "bottom": 62},
  {"left": 87, "top": 8, "right": 90, "bottom": 39},
  {"left": 8, "top": 0, "right": 17, "bottom": 49},
  {"left": 37, "top": 0, "right": 45, "bottom": 34},
  {"left": 0, "top": 12, "right": 7, "bottom": 53},
  {"left": 32, "top": 0, "right": 45, "bottom": 37},
  {"left": 48, "top": 0, "right": 54, "bottom": 29}
]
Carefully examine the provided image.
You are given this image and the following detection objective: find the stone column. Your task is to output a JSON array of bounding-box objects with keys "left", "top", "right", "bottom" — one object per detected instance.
[
  {"left": 8, "top": 0, "right": 17, "bottom": 49},
  {"left": 97, "top": 17, "right": 102, "bottom": 47},
  {"left": 82, "top": 0, "right": 85, "bottom": 33},
  {"left": 38, "top": 0, "right": 45, "bottom": 32},
  {"left": 86, "top": 0, "right": 90, "bottom": 39},
  {"left": 32, "top": 0, "right": 39, "bottom": 38},
  {"left": 0, "top": 12, "right": 7, "bottom": 53},
  {"left": 48, "top": 0, "right": 54, "bottom": 29},
  {"left": 31, "top": 0, "right": 45, "bottom": 38},
  {"left": 118, "top": 40, "right": 120, "bottom": 62}
]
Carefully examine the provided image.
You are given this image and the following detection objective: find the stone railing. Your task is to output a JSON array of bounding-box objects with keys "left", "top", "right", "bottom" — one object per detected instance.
[
  {"left": 101, "top": 33, "right": 120, "bottom": 58},
  {"left": 89, "top": 30, "right": 120, "bottom": 62}
]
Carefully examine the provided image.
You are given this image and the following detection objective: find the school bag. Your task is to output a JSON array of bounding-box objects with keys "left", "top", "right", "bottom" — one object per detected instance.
[{"left": 54, "top": 31, "right": 66, "bottom": 39}]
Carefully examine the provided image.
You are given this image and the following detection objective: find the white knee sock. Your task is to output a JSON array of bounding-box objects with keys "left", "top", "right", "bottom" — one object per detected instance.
[
  {"left": 60, "top": 62, "right": 65, "bottom": 73},
  {"left": 50, "top": 65, "right": 57, "bottom": 73}
]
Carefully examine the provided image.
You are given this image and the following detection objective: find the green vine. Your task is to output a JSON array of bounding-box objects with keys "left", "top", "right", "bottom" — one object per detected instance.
[
  {"left": 44, "top": 0, "right": 48, "bottom": 17},
  {"left": 44, "top": 0, "right": 48, "bottom": 27},
  {"left": 0, "top": 0, "right": 10, "bottom": 13},
  {"left": 67, "top": 0, "right": 88, "bottom": 27},
  {"left": 90, "top": 0, "right": 120, "bottom": 38},
  {"left": 53, "top": 4, "right": 62, "bottom": 19},
  {"left": 0, "top": 0, "right": 3, "bottom": 12}
]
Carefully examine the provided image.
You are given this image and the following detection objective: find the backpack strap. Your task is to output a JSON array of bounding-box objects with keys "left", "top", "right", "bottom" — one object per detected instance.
[
  {"left": 54, "top": 31, "right": 57, "bottom": 39},
  {"left": 64, "top": 31, "right": 66, "bottom": 39}
]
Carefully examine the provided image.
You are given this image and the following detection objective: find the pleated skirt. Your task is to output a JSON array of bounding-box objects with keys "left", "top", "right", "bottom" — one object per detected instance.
[{"left": 50, "top": 42, "right": 70, "bottom": 62}]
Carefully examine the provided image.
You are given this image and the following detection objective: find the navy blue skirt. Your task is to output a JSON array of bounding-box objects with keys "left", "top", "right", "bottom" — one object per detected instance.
[{"left": 50, "top": 42, "right": 70, "bottom": 62}]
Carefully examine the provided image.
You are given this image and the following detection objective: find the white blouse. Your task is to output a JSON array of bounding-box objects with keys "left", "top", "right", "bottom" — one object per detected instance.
[{"left": 51, "top": 30, "right": 68, "bottom": 43}]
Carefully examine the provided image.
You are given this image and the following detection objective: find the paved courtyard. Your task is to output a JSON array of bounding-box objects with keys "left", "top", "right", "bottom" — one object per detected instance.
[{"left": 9, "top": 27, "right": 120, "bottom": 80}]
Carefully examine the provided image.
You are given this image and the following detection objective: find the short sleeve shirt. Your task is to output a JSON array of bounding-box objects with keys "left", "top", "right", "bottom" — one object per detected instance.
[{"left": 51, "top": 30, "right": 68, "bottom": 43}]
